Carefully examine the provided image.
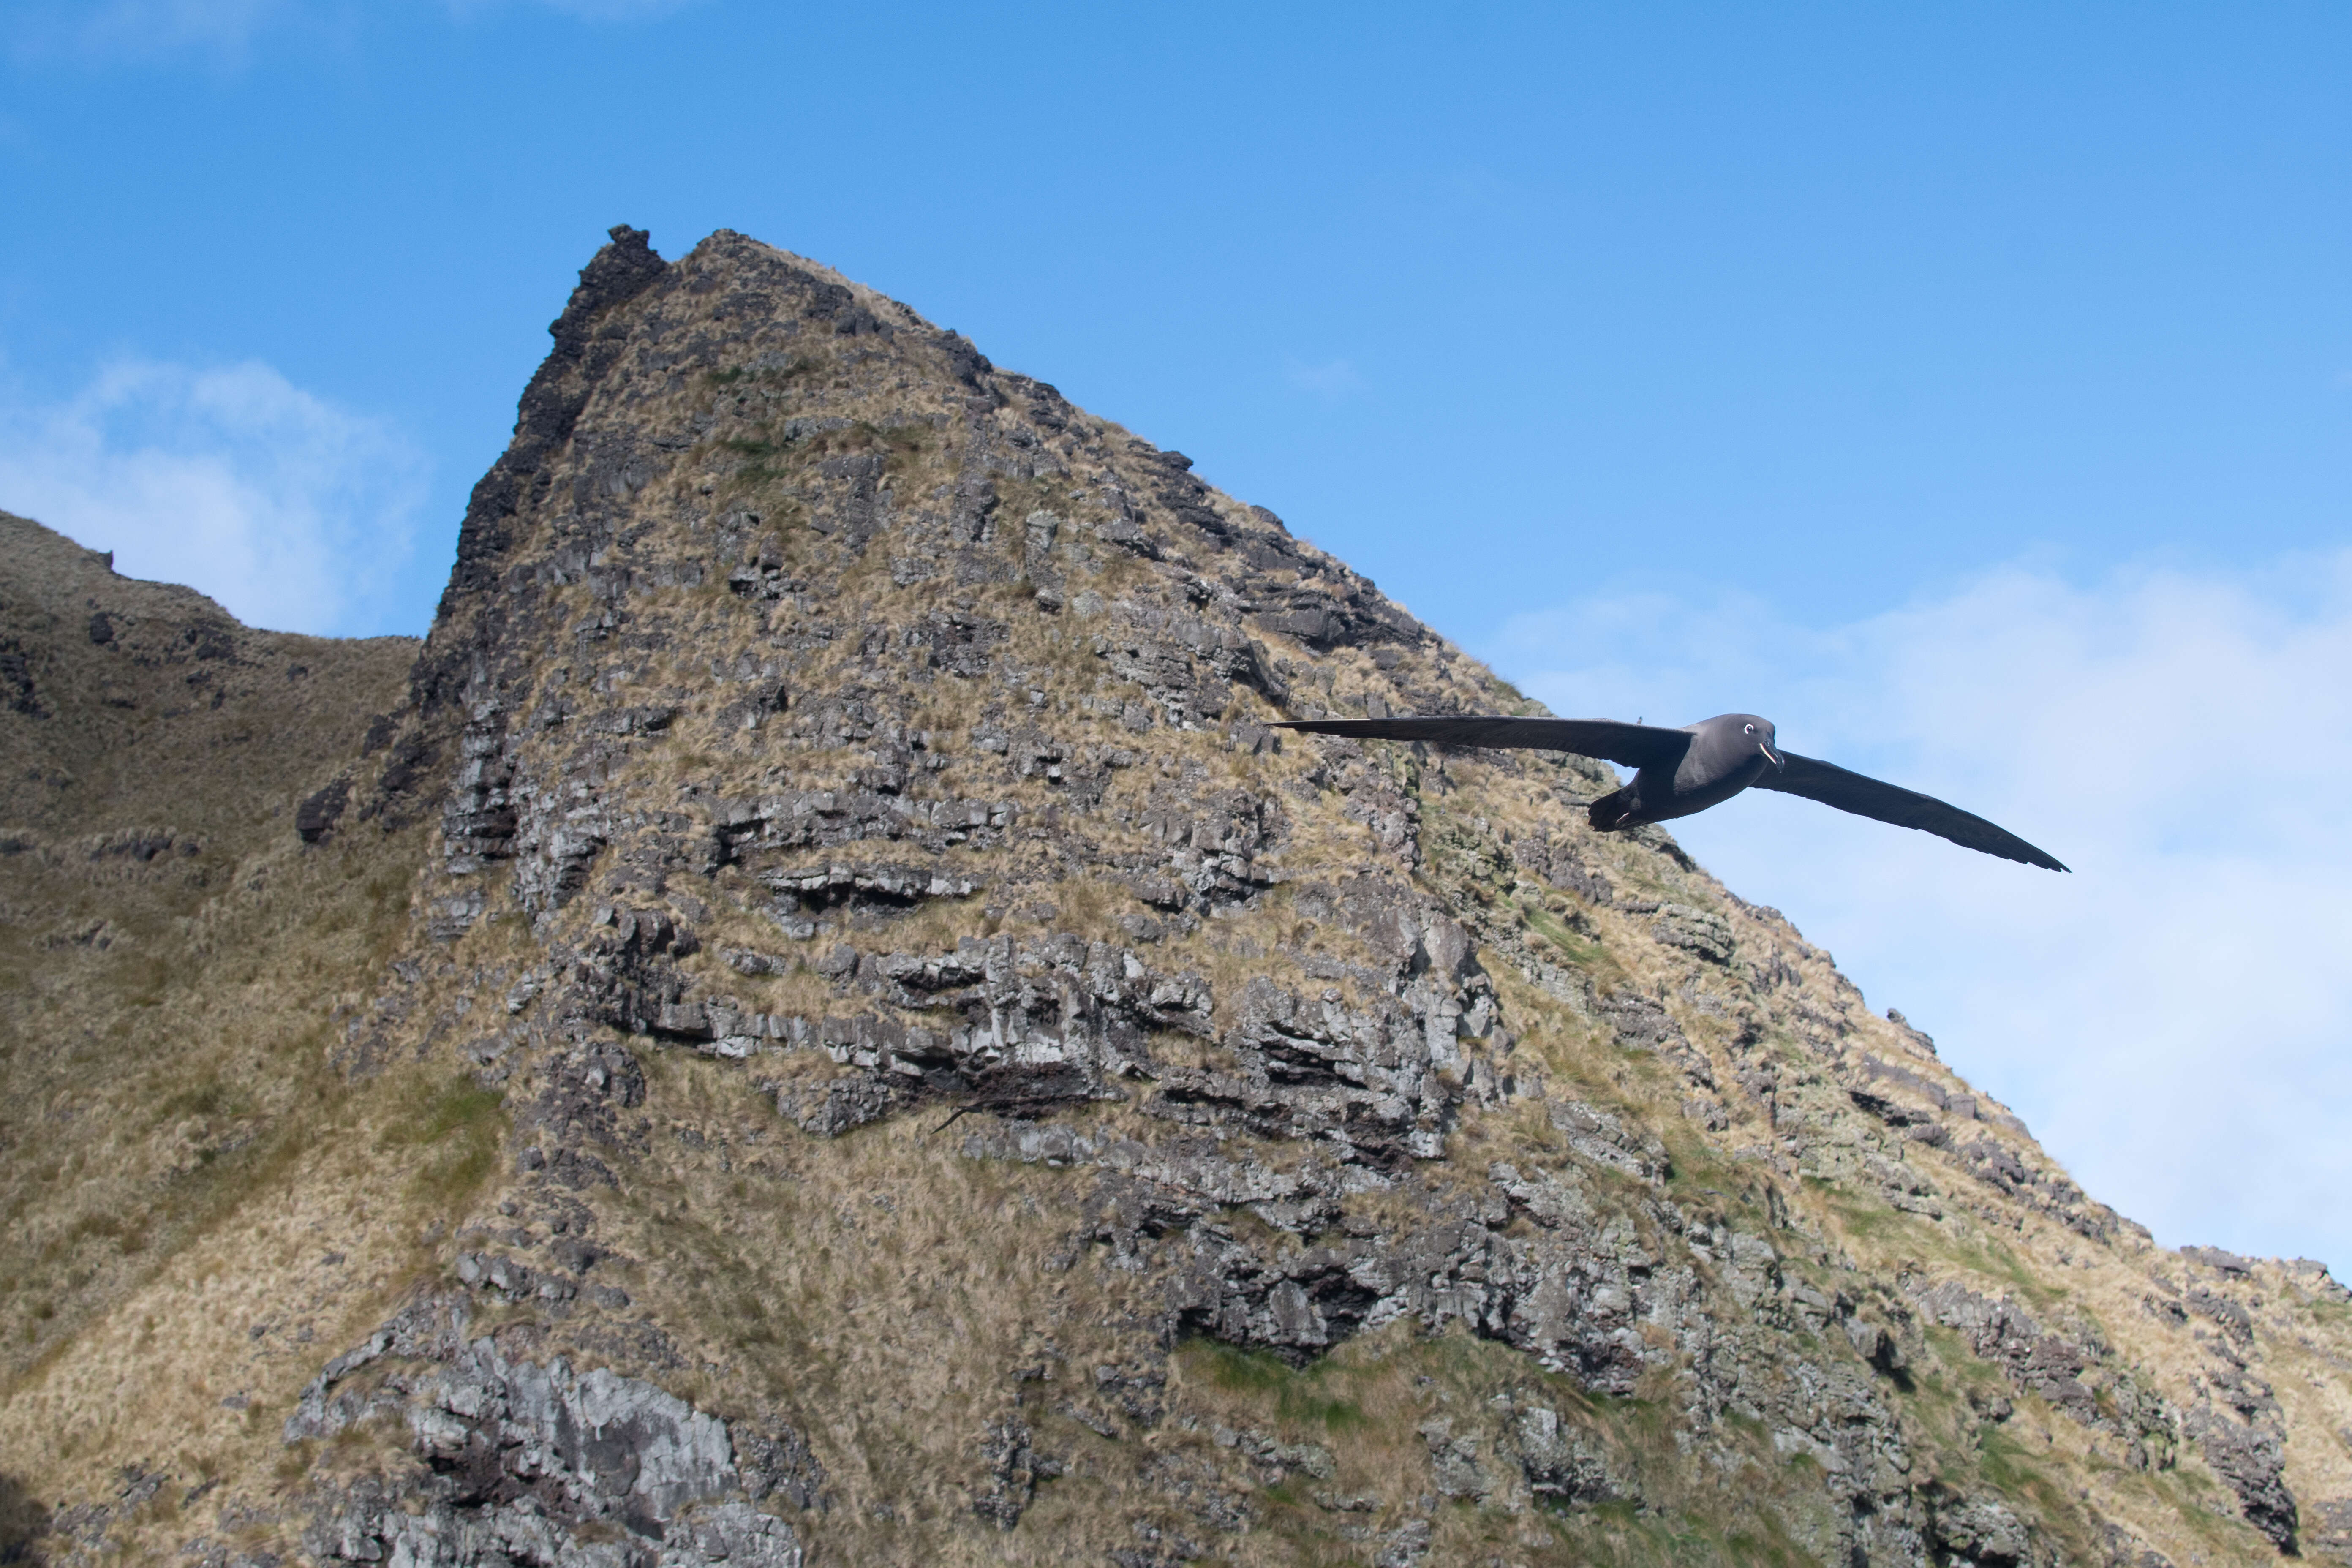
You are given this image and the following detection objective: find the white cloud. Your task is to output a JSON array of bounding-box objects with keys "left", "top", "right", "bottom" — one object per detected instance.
[
  {"left": 0, "top": 357, "right": 426, "bottom": 636},
  {"left": 1485, "top": 557, "right": 2352, "bottom": 1271}
]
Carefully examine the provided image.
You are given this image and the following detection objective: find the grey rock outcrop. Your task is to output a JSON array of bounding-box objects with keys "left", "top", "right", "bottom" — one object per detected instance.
[{"left": 288, "top": 1295, "right": 811, "bottom": 1567}]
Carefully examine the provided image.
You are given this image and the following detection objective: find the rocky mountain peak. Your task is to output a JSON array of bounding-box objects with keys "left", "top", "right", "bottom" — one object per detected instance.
[{"left": 3, "top": 227, "right": 2349, "bottom": 1568}]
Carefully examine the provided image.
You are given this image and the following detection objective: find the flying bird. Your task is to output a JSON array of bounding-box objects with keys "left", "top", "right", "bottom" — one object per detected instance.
[{"left": 1276, "top": 712, "right": 2067, "bottom": 871}]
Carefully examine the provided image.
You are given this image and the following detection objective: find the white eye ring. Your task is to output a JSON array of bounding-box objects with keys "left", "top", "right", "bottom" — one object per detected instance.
[{"left": 1742, "top": 723, "right": 1754, "bottom": 734}]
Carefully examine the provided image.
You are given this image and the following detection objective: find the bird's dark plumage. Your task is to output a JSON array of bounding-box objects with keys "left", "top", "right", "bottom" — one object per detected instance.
[
  {"left": 1276, "top": 712, "right": 2068, "bottom": 872},
  {"left": 1750, "top": 752, "right": 2066, "bottom": 871},
  {"left": 1269, "top": 715, "right": 1694, "bottom": 770}
]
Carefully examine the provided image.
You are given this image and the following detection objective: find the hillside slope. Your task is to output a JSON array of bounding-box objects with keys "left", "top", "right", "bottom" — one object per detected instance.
[{"left": 2, "top": 227, "right": 2347, "bottom": 1568}]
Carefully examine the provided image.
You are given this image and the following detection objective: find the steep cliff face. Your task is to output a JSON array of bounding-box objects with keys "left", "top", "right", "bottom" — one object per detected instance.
[{"left": 4, "top": 226, "right": 2350, "bottom": 1568}]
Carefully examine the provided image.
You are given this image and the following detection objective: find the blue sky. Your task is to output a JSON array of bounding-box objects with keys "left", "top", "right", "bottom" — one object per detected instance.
[{"left": 6, "top": 1, "right": 2350, "bottom": 1268}]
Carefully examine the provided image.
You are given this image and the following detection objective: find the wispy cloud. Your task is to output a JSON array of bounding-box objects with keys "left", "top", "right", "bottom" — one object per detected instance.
[
  {"left": 9, "top": 0, "right": 306, "bottom": 66},
  {"left": 509, "top": 0, "right": 698, "bottom": 17},
  {"left": 1284, "top": 356, "right": 1366, "bottom": 398},
  {"left": 0, "top": 357, "right": 426, "bottom": 636},
  {"left": 9, "top": 0, "right": 692, "bottom": 64},
  {"left": 441, "top": 0, "right": 703, "bottom": 22},
  {"left": 1485, "top": 558, "right": 2352, "bottom": 1269}
]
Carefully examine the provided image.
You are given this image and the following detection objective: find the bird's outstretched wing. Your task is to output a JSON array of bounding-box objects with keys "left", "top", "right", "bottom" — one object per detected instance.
[
  {"left": 1754, "top": 752, "right": 2069, "bottom": 871},
  {"left": 1275, "top": 715, "right": 1690, "bottom": 770}
]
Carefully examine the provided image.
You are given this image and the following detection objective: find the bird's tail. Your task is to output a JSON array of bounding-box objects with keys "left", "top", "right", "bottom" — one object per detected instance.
[{"left": 1587, "top": 787, "right": 1638, "bottom": 832}]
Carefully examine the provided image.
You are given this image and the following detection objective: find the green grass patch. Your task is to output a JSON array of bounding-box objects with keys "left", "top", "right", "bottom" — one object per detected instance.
[
  {"left": 707, "top": 357, "right": 817, "bottom": 388},
  {"left": 153, "top": 1078, "right": 240, "bottom": 1124},
  {"left": 719, "top": 434, "right": 792, "bottom": 457},
  {"left": 1520, "top": 901, "right": 1603, "bottom": 966},
  {"left": 382, "top": 1077, "right": 508, "bottom": 1213},
  {"left": 1531, "top": 1495, "right": 1817, "bottom": 1568},
  {"left": 1818, "top": 1186, "right": 2058, "bottom": 1306},
  {"left": 2298, "top": 1291, "right": 2352, "bottom": 1331},
  {"left": 851, "top": 419, "right": 933, "bottom": 471},
  {"left": 1184, "top": 1339, "right": 1367, "bottom": 1432},
  {"left": 1967, "top": 1422, "right": 2105, "bottom": 1559}
]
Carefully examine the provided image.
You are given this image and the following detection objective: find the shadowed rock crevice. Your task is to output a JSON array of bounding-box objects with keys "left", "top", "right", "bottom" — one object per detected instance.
[{"left": 0, "top": 1473, "right": 50, "bottom": 1567}]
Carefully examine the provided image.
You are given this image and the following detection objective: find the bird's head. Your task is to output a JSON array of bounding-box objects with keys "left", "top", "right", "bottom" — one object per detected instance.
[{"left": 1736, "top": 715, "right": 1784, "bottom": 770}]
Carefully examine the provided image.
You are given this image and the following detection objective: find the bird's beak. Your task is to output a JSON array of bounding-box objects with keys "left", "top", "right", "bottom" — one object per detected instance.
[{"left": 1761, "top": 743, "right": 1783, "bottom": 770}]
